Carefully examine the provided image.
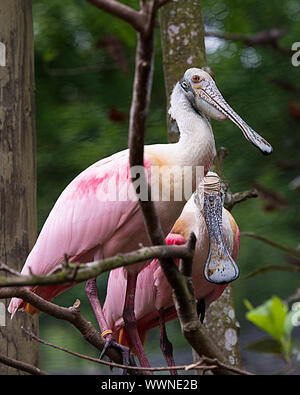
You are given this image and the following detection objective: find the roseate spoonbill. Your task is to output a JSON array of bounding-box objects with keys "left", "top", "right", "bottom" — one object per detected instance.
[
  {"left": 103, "top": 172, "right": 240, "bottom": 373},
  {"left": 8, "top": 68, "right": 270, "bottom": 368}
]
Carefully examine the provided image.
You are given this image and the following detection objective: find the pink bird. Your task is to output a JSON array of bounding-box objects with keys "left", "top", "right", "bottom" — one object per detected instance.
[
  {"left": 103, "top": 172, "right": 240, "bottom": 373},
  {"left": 8, "top": 68, "right": 270, "bottom": 369}
]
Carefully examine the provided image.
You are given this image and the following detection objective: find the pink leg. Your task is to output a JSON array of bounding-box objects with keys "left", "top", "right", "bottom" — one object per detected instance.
[
  {"left": 123, "top": 272, "right": 153, "bottom": 373},
  {"left": 158, "top": 308, "right": 177, "bottom": 375},
  {"left": 85, "top": 277, "right": 111, "bottom": 335},
  {"left": 85, "top": 277, "right": 135, "bottom": 370}
]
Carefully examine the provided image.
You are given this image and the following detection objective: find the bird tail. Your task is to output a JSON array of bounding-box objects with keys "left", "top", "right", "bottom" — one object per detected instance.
[
  {"left": 8, "top": 297, "right": 24, "bottom": 318},
  {"left": 8, "top": 290, "right": 40, "bottom": 319},
  {"left": 8, "top": 282, "right": 74, "bottom": 318}
]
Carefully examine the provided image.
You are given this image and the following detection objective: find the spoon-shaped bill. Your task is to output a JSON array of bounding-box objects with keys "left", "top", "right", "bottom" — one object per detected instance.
[
  {"left": 202, "top": 191, "right": 239, "bottom": 284},
  {"left": 196, "top": 80, "right": 273, "bottom": 155}
]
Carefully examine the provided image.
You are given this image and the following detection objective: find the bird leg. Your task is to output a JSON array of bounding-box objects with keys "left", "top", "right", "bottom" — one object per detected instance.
[
  {"left": 123, "top": 272, "right": 153, "bottom": 374},
  {"left": 85, "top": 277, "right": 135, "bottom": 372},
  {"left": 158, "top": 308, "right": 177, "bottom": 375}
]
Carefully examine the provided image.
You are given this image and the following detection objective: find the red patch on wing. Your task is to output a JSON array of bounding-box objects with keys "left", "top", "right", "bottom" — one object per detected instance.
[{"left": 72, "top": 157, "right": 151, "bottom": 199}]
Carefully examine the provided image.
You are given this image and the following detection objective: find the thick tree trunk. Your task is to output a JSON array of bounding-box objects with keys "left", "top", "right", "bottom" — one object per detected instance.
[
  {"left": 159, "top": 0, "right": 241, "bottom": 369},
  {"left": 159, "top": 0, "right": 207, "bottom": 142},
  {"left": 0, "top": 0, "right": 39, "bottom": 374}
]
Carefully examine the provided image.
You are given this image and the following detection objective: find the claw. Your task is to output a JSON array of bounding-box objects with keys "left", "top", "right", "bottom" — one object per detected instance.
[{"left": 100, "top": 336, "right": 136, "bottom": 375}]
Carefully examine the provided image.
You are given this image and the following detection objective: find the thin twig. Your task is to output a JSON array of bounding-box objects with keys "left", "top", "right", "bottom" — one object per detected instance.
[
  {"left": 200, "top": 357, "right": 254, "bottom": 376},
  {"left": 22, "top": 327, "right": 219, "bottom": 373},
  {"left": 241, "top": 232, "right": 300, "bottom": 260},
  {"left": 205, "top": 28, "right": 291, "bottom": 55},
  {"left": 225, "top": 188, "right": 258, "bottom": 211},
  {"left": 0, "top": 261, "right": 22, "bottom": 276},
  {"left": 24, "top": 327, "right": 253, "bottom": 375}
]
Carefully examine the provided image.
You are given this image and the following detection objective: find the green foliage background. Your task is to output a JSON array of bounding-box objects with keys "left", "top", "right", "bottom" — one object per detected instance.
[{"left": 32, "top": 0, "right": 300, "bottom": 373}]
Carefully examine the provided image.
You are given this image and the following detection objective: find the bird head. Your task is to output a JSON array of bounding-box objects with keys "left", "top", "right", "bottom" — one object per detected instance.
[
  {"left": 178, "top": 67, "right": 273, "bottom": 155},
  {"left": 194, "top": 171, "right": 239, "bottom": 284}
]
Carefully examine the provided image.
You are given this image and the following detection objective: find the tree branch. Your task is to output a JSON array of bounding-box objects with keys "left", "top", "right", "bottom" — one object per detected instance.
[
  {"left": 0, "top": 353, "right": 48, "bottom": 375},
  {"left": 0, "top": 261, "right": 22, "bottom": 276},
  {"left": 86, "top": 0, "right": 145, "bottom": 32},
  {"left": 205, "top": 28, "right": 292, "bottom": 55},
  {"left": 124, "top": 0, "right": 241, "bottom": 374},
  {"left": 199, "top": 356, "right": 253, "bottom": 376},
  {"left": 86, "top": 0, "right": 162, "bottom": 37},
  {"left": 0, "top": 289, "right": 140, "bottom": 373},
  {"left": 21, "top": 327, "right": 215, "bottom": 373},
  {"left": 241, "top": 232, "right": 300, "bottom": 260},
  {"left": 212, "top": 147, "right": 258, "bottom": 212},
  {"left": 225, "top": 188, "right": 258, "bottom": 211},
  {"left": 0, "top": 243, "right": 193, "bottom": 288},
  {"left": 23, "top": 326, "right": 253, "bottom": 375}
]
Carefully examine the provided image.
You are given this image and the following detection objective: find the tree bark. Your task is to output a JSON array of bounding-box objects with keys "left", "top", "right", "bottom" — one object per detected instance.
[
  {"left": 0, "top": 0, "right": 39, "bottom": 374},
  {"left": 159, "top": 0, "right": 241, "bottom": 369},
  {"left": 159, "top": 0, "right": 207, "bottom": 142}
]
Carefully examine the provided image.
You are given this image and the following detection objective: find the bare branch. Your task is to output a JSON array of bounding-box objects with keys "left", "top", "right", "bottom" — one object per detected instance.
[
  {"left": 200, "top": 356, "right": 254, "bottom": 376},
  {"left": 179, "top": 233, "right": 197, "bottom": 277},
  {"left": 225, "top": 188, "right": 258, "bottom": 211},
  {"left": 86, "top": 0, "right": 145, "bottom": 32},
  {"left": 0, "top": 243, "right": 193, "bottom": 288},
  {"left": 0, "top": 353, "right": 48, "bottom": 375},
  {"left": 205, "top": 28, "right": 291, "bottom": 55},
  {"left": 22, "top": 326, "right": 135, "bottom": 371},
  {"left": 23, "top": 327, "right": 253, "bottom": 375},
  {"left": 241, "top": 232, "right": 300, "bottom": 260},
  {"left": 245, "top": 264, "right": 300, "bottom": 279},
  {"left": 212, "top": 147, "right": 258, "bottom": 212},
  {"left": 0, "top": 288, "right": 140, "bottom": 373},
  {"left": 22, "top": 326, "right": 215, "bottom": 373},
  {"left": 0, "top": 261, "right": 22, "bottom": 276}
]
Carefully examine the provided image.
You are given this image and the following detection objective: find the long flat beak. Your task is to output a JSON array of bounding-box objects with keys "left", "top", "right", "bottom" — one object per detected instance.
[
  {"left": 202, "top": 191, "right": 239, "bottom": 284},
  {"left": 195, "top": 80, "right": 273, "bottom": 155}
]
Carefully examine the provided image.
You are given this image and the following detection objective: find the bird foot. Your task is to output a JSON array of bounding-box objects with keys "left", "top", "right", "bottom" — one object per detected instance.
[{"left": 100, "top": 336, "right": 136, "bottom": 375}]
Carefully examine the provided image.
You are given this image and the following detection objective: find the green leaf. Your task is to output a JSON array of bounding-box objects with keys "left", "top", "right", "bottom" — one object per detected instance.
[
  {"left": 270, "top": 296, "right": 287, "bottom": 341},
  {"left": 244, "top": 337, "right": 283, "bottom": 355},
  {"left": 246, "top": 296, "right": 287, "bottom": 342},
  {"left": 244, "top": 299, "right": 254, "bottom": 311}
]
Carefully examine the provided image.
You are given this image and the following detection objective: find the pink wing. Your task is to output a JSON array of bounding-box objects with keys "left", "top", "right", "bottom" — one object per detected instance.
[{"left": 9, "top": 150, "right": 151, "bottom": 315}]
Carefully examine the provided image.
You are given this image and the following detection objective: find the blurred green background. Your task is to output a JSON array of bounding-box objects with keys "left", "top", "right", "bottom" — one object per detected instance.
[{"left": 33, "top": 0, "right": 300, "bottom": 374}]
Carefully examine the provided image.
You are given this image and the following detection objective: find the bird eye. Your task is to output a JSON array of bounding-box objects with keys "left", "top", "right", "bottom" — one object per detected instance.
[{"left": 192, "top": 75, "right": 200, "bottom": 83}]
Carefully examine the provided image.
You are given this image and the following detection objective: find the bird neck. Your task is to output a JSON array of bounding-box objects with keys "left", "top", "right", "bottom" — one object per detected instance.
[{"left": 172, "top": 97, "right": 216, "bottom": 169}]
